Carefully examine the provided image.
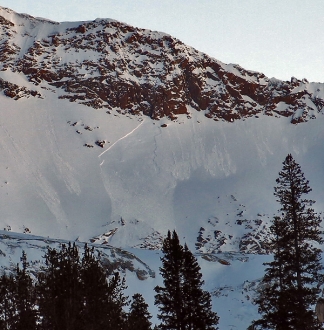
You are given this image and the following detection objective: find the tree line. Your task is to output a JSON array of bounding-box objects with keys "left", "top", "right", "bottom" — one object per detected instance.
[
  {"left": 1, "top": 153, "right": 324, "bottom": 330},
  {"left": 0, "top": 236, "right": 218, "bottom": 329},
  {"left": 0, "top": 243, "right": 145, "bottom": 330}
]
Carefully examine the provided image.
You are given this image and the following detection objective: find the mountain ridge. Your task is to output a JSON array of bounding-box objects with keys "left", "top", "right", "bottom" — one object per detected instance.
[{"left": 1, "top": 6, "right": 324, "bottom": 123}]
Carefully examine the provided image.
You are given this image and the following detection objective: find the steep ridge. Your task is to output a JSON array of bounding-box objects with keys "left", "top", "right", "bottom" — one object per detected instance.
[{"left": 1, "top": 6, "right": 324, "bottom": 123}]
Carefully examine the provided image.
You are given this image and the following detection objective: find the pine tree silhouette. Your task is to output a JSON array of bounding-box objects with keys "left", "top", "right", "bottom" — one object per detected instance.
[
  {"left": 155, "top": 230, "right": 219, "bottom": 330},
  {"left": 126, "top": 293, "right": 152, "bottom": 330},
  {"left": 37, "top": 243, "right": 83, "bottom": 330},
  {"left": 182, "top": 244, "right": 219, "bottom": 330},
  {"left": 0, "top": 251, "right": 37, "bottom": 329},
  {"left": 253, "top": 154, "right": 324, "bottom": 330}
]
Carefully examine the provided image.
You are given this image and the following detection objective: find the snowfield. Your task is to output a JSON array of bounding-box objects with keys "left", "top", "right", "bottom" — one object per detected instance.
[{"left": 1, "top": 85, "right": 324, "bottom": 245}]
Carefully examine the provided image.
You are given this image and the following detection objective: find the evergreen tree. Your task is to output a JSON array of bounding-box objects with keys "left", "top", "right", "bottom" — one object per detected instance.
[
  {"left": 37, "top": 242, "right": 129, "bottom": 330},
  {"left": 155, "top": 230, "right": 219, "bottom": 330},
  {"left": 80, "top": 245, "right": 129, "bottom": 330},
  {"left": 253, "top": 154, "right": 324, "bottom": 330},
  {"left": 126, "top": 293, "right": 152, "bottom": 330},
  {"left": 0, "top": 243, "right": 130, "bottom": 330},
  {"left": 0, "top": 252, "right": 37, "bottom": 330},
  {"left": 155, "top": 230, "right": 184, "bottom": 330},
  {"left": 0, "top": 273, "right": 17, "bottom": 329},
  {"left": 37, "top": 243, "right": 83, "bottom": 330},
  {"left": 182, "top": 244, "right": 219, "bottom": 330},
  {"left": 105, "top": 272, "right": 129, "bottom": 330},
  {"left": 253, "top": 216, "right": 291, "bottom": 330},
  {"left": 14, "top": 251, "right": 37, "bottom": 330},
  {"left": 79, "top": 244, "right": 110, "bottom": 330}
]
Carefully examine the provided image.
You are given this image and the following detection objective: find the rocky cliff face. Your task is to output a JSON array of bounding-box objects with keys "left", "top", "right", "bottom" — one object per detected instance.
[{"left": 1, "top": 6, "right": 324, "bottom": 123}]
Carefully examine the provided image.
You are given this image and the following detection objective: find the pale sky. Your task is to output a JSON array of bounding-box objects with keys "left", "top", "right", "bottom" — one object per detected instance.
[{"left": 1, "top": 0, "right": 324, "bottom": 82}]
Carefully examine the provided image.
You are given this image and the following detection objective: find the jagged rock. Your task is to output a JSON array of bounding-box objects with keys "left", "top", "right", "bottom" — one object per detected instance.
[
  {"left": 0, "top": 78, "right": 41, "bottom": 99},
  {"left": 83, "top": 143, "right": 94, "bottom": 148},
  {"left": 1, "top": 7, "right": 324, "bottom": 123},
  {"left": 76, "top": 24, "right": 87, "bottom": 33},
  {"left": 0, "top": 15, "right": 14, "bottom": 27},
  {"left": 95, "top": 140, "right": 106, "bottom": 148}
]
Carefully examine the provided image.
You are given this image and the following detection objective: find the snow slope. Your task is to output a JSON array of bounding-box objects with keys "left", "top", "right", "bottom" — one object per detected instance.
[{"left": 1, "top": 84, "right": 324, "bottom": 246}]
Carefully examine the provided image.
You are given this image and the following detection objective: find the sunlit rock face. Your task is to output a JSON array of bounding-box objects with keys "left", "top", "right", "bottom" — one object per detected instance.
[{"left": 1, "top": 6, "right": 324, "bottom": 123}]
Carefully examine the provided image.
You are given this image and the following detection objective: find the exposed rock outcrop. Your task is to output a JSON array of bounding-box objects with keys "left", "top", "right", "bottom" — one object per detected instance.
[
  {"left": 0, "top": 78, "right": 41, "bottom": 99},
  {"left": 1, "top": 6, "right": 324, "bottom": 123}
]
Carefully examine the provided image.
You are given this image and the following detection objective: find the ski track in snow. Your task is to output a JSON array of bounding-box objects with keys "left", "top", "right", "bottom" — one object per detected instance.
[{"left": 98, "top": 119, "right": 145, "bottom": 158}]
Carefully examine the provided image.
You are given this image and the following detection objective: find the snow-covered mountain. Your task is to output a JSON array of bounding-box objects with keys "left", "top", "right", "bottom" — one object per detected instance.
[{"left": 1, "top": 6, "right": 324, "bottom": 329}]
